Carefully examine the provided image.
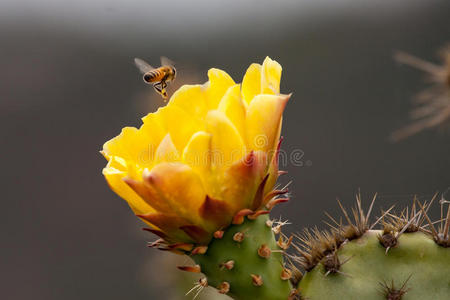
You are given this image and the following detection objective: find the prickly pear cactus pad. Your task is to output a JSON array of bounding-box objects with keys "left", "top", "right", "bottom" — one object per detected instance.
[
  {"left": 190, "top": 215, "right": 292, "bottom": 300},
  {"left": 299, "top": 230, "right": 450, "bottom": 299},
  {"left": 293, "top": 194, "right": 450, "bottom": 300}
]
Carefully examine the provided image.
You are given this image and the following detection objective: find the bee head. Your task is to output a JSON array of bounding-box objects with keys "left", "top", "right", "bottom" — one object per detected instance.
[{"left": 172, "top": 67, "right": 176, "bottom": 79}]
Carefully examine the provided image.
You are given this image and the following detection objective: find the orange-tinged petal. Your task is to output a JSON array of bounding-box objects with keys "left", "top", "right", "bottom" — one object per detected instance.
[
  {"left": 123, "top": 177, "right": 172, "bottom": 213},
  {"left": 143, "top": 162, "right": 206, "bottom": 223},
  {"left": 218, "top": 84, "right": 247, "bottom": 140},
  {"left": 205, "top": 110, "right": 246, "bottom": 169},
  {"left": 103, "top": 163, "right": 154, "bottom": 216},
  {"left": 205, "top": 68, "right": 235, "bottom": 109},
  {"left": 250, "top": 174, "right": 269, "bottom": 210},
  {"left": 221, "top": 151, "right": 267, "bottom": 211},
  {"left": 179, "top": 225, "right": 210, "bottom": 244},
  {"left": 264, "top": 136, "right": 283, "bottom": 198},
  {"left": 199, "top": 196, "right": 233, "bottom": 230},
  {"left": 246, "top": 94, "right": 290, "bottom": 153},
  {"left": 138, "top": 212, "right": 194, "bottom": 243},
  {"left": 242, "top": 63, "right": 262, "bottom": 105},
  {"left": 154, "top": 133, "right": 180, "bottom": 163},
  {"left": 261, "top": 56, "right": 282, "bottom": 95}
]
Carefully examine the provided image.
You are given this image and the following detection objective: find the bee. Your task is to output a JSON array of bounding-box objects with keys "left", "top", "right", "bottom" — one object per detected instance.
[{"left": 134, "top": 56, "right": 176, "bottom": 100}]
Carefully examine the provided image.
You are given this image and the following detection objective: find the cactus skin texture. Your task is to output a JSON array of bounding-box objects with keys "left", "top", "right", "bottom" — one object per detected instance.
[
  {"left": 293, "top": 195, "right": 450, "bottom": 300},
  {"left": 190, "top": 215, "right": 292, "bottom": 300},
  {"left": 298, "top": 230, "right": 450, "bottom": 300}
]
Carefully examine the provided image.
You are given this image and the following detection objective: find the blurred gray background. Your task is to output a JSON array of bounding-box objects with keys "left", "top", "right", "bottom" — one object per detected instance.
[{"left": 1, "top": 0, "right": 449, "bottom": 299}]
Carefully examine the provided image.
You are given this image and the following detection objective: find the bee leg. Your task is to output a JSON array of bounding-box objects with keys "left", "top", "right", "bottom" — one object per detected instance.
[
  {"left": 161, "top": 80, "right": 167, "bottom": 89},
  {"left": 153, "top": 82, "right": 163, "bottom": 94}
]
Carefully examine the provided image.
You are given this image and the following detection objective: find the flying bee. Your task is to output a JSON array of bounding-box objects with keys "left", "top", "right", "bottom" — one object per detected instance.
[{"left": 134, "top": 56, "right": 176, "bottom": 100}]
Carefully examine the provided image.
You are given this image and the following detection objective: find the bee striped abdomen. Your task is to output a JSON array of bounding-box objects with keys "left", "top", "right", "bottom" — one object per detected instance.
[{"left": 144, "top": 69, "right": 164, "bottom": 83}]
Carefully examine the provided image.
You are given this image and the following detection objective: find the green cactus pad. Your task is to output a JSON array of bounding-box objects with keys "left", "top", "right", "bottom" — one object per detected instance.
[
  {"left": 294, "top": 194, "right": 450, "bottom": 300},
  {"left": 191, "top": 215, "right": 292, "bottom": 300},
  {"left": 298, "top": 230, "right": 450, "bottom": 299}
]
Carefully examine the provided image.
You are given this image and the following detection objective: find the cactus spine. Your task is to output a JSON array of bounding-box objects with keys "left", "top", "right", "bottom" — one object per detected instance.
[
  {"left": 179, "top": 214, "right": 293, "bottom": 300},
  {"left": 293, "top": 194, "right": 450, "bottom": 300}
]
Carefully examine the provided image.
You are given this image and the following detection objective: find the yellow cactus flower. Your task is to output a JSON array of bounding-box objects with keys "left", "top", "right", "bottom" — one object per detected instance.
[{"left": 102, "top": 57, "right": 290, "bottom": 246}]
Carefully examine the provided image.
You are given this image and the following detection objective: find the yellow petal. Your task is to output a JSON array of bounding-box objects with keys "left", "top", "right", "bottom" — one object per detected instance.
[
  {"left": 205, "top": 110, "right": 246, "bottom": 169},
  {"left": 218, "top": 84, "right": 246, "bottom": 140},
  {"left": 157, "top": 105, "right": 203, "bottom": 153},
  {"left": 154, "top": 133, "right": 180, "bottom": 163},
  {"left": 261, "top": 56, "right": 282, "bottom": 95},
  {"left": 246, "top": 94, "right": 290, "bottom": 153},
  {"left": 182, "top": 131, "right": 212, "bottom": 174},
  {"left": 169, "top": 84, "right": 208, "bottom": 118},
  {"left": 103, "top": 127, "right": 154, "bottom": 168},
  {"left": 205, "top": 68, "right": 235, "bottom": 109},
  {"left": 103, "top": 161, "right": 154, "bottom": 216},
  {"left": 143, "top": 163, "right": 206, "bottom": 223},
  {"left": 141, "top": 112, "right": 167, "bottom": 143},
  {"left": 241, "top": 63, "right": 262, "bottom": 105}
]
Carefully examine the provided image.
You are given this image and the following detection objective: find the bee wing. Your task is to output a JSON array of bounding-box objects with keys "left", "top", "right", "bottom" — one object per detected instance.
[
  {"left": 160, "top": 56, "right": 175, "bottom": 67},
  {"left": 134, "top": 58, "right": 155, "bottom": 74}
]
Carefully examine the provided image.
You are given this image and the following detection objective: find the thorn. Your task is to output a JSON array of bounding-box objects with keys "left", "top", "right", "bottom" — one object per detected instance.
[
  {"left": 199, "top": 277, "right": 208, "bottom": 287},
  {"left": 213, "top": 230, "right": 224, "bottom": 239},
  {"left": 177, "top": 265, "right": 201, "bottom": 273},
  {"left": 218, "top": 282, "right": 230, "bottom": 294},
  {"left": 322, "top": 252, "right": 342, "bottom": 274},
  {"left": 266, "top": 219, "right": 274, "bottom": 227},
  {"left": 191, "top": 246, "right": 208, "bottom": 255},
  {"left": 148, "top": 238, "right": 165, "bottom": 248},
  {"left": 273, "top": 225, "right": 282, "bottom": 235},
  {"left": 370, "top": 205, "right": 395, "bottom": 230},
  {"left": 366, "top": 192, "right": 377, "bottom": 221},
  {"left": 281, "top": 268, "right": 292, "bottom": 280},
  {"left": 379, "top": 274, "right": 412, "bottom": 299},
  {"left": 272, "top": 219, "right": 291, "bottom": 234},
  {"left": 251, "top": 274, "right": 263, "bottom": 286},
  {"left": 220, "top": 260, "right": 235, "bottom": 270},
  {"left": 248, "top": 210, "right": 269, "bottom": 220},
  {"left": 233, "top": 232, "right": 245, "bottom": 243},
  {"left": 278, "top": 170, "right": 288, "bottom": 176},
  {"left": 232, "top": 209, "right": 254, "bottom": 224},
  {"left": 277, "top": 235, "right": 293, "bottom": 250},
  {"left": 417, "top": 200, "right": 439, "bottom": 238},
  {"left": 257, "top": 244, "right": 271, "bottom": 258}
]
